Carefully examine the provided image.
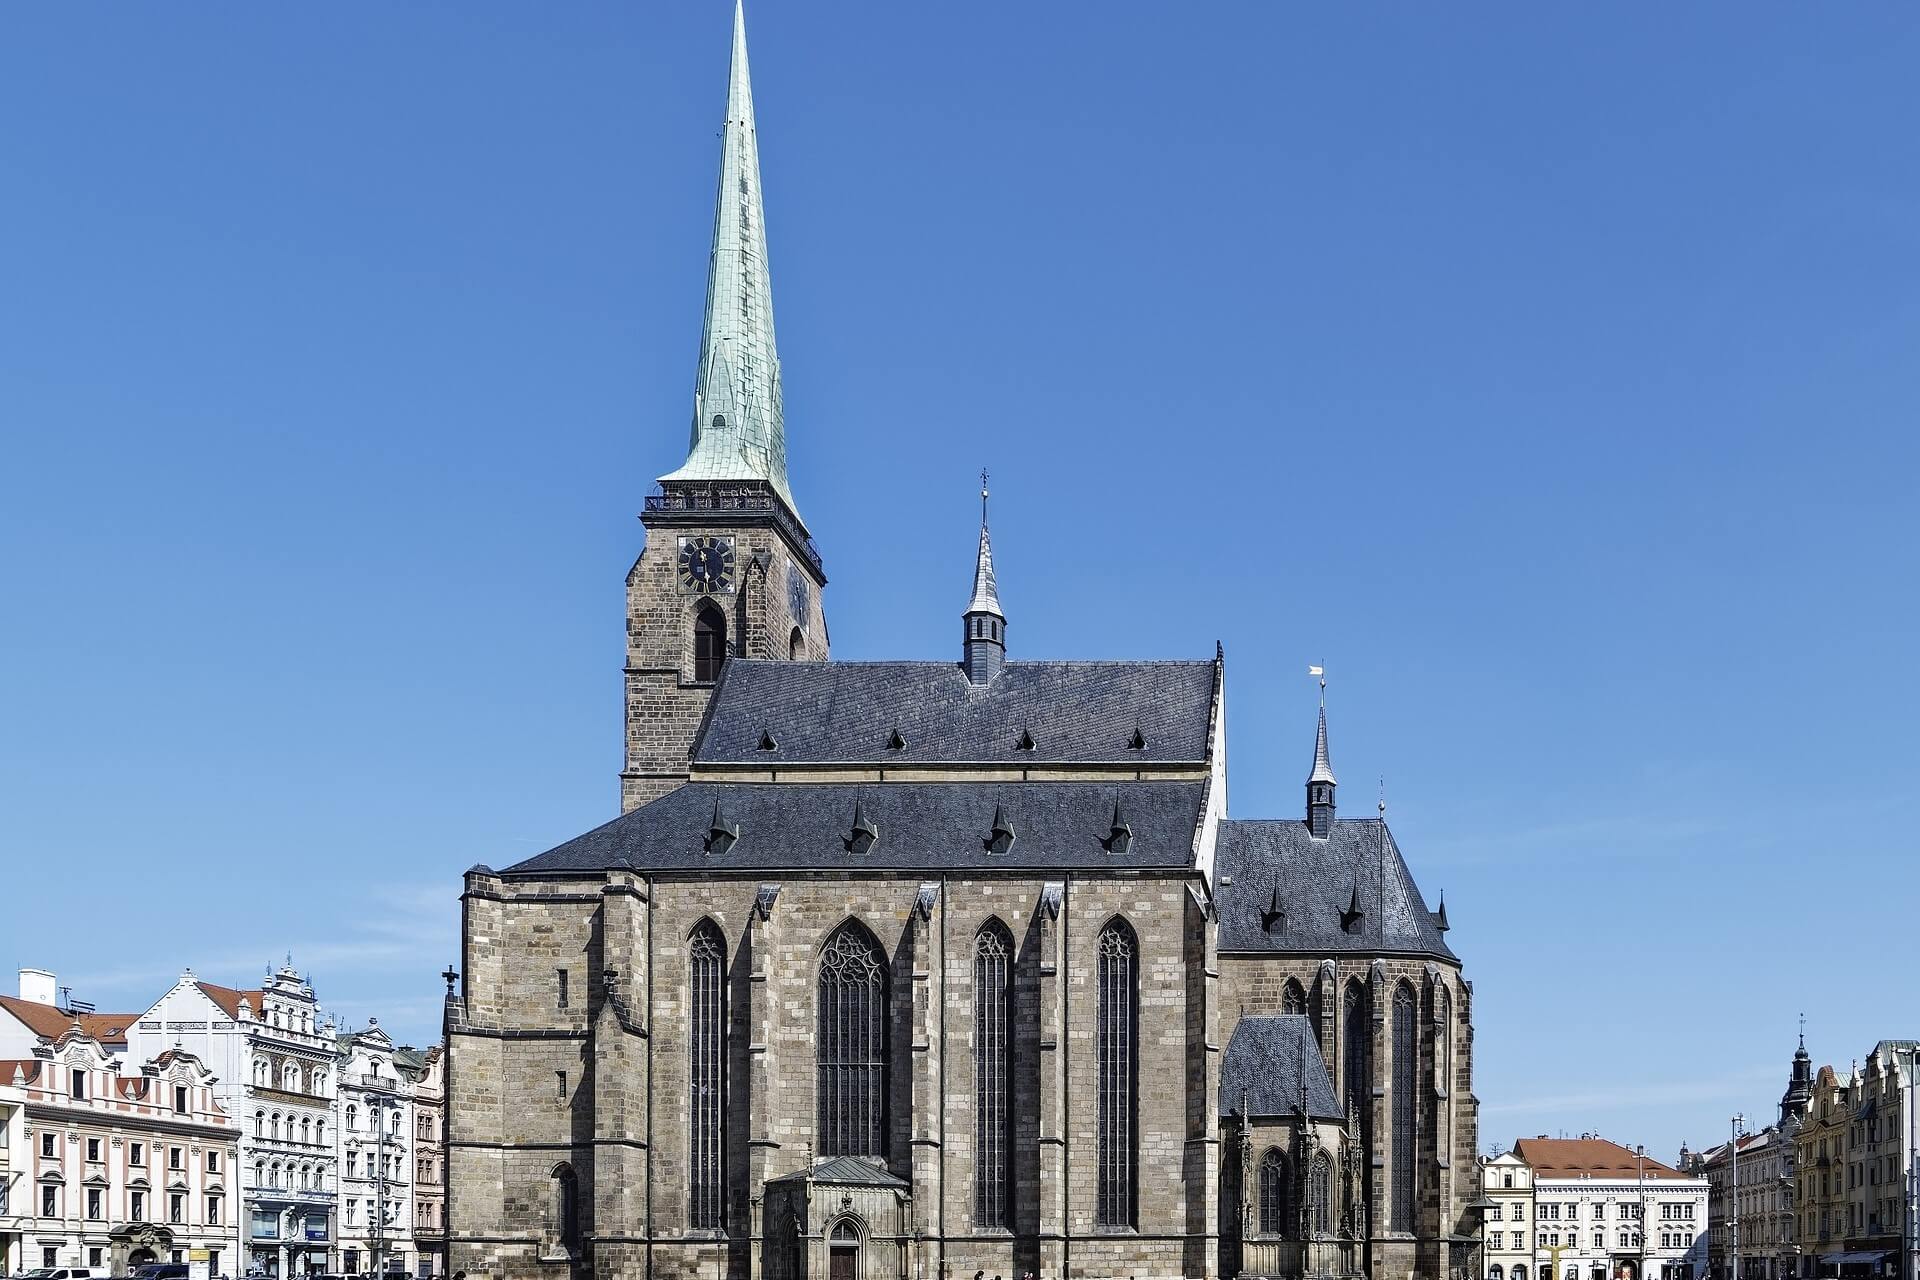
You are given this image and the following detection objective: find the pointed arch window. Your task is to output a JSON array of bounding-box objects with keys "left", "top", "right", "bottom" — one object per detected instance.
[
  {"left": 973, "top": 923, "right": 1012, "bottom": 1229},
  {"left": 1391, "top": 982, "right": 1417, "bottom": 1229},
  {"left": 789, "top": 627, "right": 805, "bottom": 662},
  {"left": 1310, "top": 1151, "right": 1333, "bottom": 1236},
  {"left": 1095, "top": 920, "right": 1138, "bottom": 1230},
  {"left": 1342, "top": 981, "right": 1370, "bottom": 1123},
  {"left": 817, "top": 924, "right": 888, "bottom": 1158},
  {"left": 1282, "top": 977, "right": 1307, "bottom": 1016},
  {"left": 689, "top": 921, "right": 727, "bottom": 1230},
  {"left": 693, "top": 603, "right": 727, "bottom": 683},
  {"left": 1258, "top": 1149, "right": 1290, "bottom": 1236}
]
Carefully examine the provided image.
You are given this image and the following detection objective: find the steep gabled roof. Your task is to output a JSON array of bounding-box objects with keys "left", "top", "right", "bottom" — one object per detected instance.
[
  {"left": 1220, "top": 1015, "right": 1343, "bottom": 1121},
  {"left": 1213, "top": 818, "right": 1454, "bottom": 960},
  {"left": 193, "top": 982, "right": 263, "bottom": 1021},
  {"left": 693, "top": 659, "right": 1216, "bottom": 766}
]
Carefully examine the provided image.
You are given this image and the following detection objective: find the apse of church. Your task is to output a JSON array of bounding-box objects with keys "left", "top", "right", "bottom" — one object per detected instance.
[{"left": 443, "top": 6, "right": 1476, "bottom": 1280}]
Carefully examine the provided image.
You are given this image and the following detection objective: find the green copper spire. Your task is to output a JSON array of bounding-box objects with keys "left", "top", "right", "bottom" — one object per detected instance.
[{"left": 660, "top": 0, "right": 799, "bottom": 519}]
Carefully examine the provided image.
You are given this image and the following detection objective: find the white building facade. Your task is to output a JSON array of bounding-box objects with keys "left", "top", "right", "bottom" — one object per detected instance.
[
  {"left": 1484, "top": 1151, "right": 1537, "bottom": 1280},
  {"left": 1513, "top": 1138, "right": 1709, "bottom": 1280},
  {"left": 127, "top": 965, "right": 341, "bottom": 1278},
  {"left": 334, "top": 1023, "right": 415, "bottom": 1277}
]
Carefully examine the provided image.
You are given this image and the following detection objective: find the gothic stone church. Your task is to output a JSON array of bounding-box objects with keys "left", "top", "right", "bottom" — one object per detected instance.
[{"left": 444, "top": 8, "right": 1478, "bottom": 1280}]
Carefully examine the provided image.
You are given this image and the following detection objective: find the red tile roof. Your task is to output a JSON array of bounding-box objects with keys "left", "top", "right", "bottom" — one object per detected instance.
[
  {"left": 193, "top": 982, "right": 263, "bottom": 1020},
  {"left": 1514, "top": 1137, "right": 1691, "bottom": 1179},
  {"left": 0, "top": 995, "right": 137, "bottom": 1046}
]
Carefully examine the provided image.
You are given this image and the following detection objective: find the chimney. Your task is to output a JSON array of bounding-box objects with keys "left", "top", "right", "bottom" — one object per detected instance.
[{"left": 18, "top": 967, "right": 56, "bottom": 1006}]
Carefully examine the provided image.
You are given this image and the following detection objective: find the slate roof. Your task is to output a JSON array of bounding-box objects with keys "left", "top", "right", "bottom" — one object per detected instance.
[
  {"left": 769, "top": 1155, "right": 909, "bottom": 1187},
  {"left": 691, "top": 659, "right": 1217, "bottom": 766},
  {"left": 503, "top": 780, "right": 1208, "bottom": 875},
  {"left": 1213, "top": 818, "right": 1455, "bottom": 961},
  {"left": 1220, "top": 1015, "right": 1344, "bottom": 1121}
]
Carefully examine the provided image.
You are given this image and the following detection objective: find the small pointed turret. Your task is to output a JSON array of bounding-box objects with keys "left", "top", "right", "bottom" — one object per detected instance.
[
  {"left": 660, "top": 0, "right": 800, "bottom": 520},
  {"left": 962, "top": 471, "right": 1007, "bottom": 684},
  {"left": 1780, "top": 1018, "right": 1814, "bottom": 1126},
  {"left": 1306, "top": 673, "right": 1337, "bottom": 837}
]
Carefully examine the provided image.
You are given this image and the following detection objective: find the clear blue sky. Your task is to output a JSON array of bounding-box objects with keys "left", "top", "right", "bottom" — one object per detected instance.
[{"left": 3, "top": 4, "right": 1915, "bottom": 1162}]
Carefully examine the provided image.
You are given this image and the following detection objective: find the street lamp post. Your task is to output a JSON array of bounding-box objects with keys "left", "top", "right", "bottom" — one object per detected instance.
[
  {"left": 1734, "top": 1115, "right": 1748, "bottom": 1280},
  {"left": 1905, "top": 1048, "right": 1917, "bottom": 1280},
  {"left": 1469, "top": 1194, "right": 1499, "bottom": 1280}
]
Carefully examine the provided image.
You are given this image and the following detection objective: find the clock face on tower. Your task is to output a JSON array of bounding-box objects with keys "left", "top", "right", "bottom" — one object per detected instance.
[{"left": 677, "top": 535, "right": 737, "bottom": 593}]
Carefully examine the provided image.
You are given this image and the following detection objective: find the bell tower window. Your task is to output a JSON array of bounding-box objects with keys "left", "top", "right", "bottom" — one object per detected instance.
[{"left": 693, "top": 604, "right": 727, "bottom": 683}]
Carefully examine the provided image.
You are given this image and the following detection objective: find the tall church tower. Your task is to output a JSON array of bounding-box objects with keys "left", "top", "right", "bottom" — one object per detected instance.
[{"left": 622, "top": 0, "right": 827, "bottom": 812}]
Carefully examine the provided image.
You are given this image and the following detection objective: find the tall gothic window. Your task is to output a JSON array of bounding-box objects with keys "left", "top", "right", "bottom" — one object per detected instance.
[
  {"left": 973, "top": 923, "right": 1012, "bottom": 1229},
  {"left": 1342, "top": 981, "right": 1370, "bottom": 1121},
  {"left": 1392, "top": 982, "right": 1417, "bottom": 1228},
  {"left": 1310, "top": 1152, "right": 1332, "bottom": 1236},
  {"left": 1282, "top": 978, "right": 1307, "bottom": 1016},
  {"left": 689, "top": 921, "right": 727, "bottom": 1230},
  {"left": 1095, "top": 920, "right": 1138, "bottom": 1230},
  {"left": 1258, "top": 1149, "right": 1290, "bottom": 1236},
  {"left": 1436, "top": 984, "right": 1453, "bottom": 1164},
  {"left": 693, "top": 603, "right": 727, "bottom": 683},
  {"left": 817, "top": 924, "right": 888, "bottom": 1158}
]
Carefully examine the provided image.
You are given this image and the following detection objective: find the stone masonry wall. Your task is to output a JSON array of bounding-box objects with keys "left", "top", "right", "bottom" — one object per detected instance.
[{"left": 621, "top": 517, "right": 827, "bottom": 813}]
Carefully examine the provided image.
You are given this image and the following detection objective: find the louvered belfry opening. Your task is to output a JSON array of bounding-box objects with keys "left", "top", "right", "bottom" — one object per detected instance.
[
  {"left": 973, "top": 924, "right": 1012, "bottom": 1228},
  {"left": 817, "top": 924, "right": 888, "bottom": 1159},
  {"left": 694, "top": 603, "right": 727, "bottom": 683},
  {"left": 1259, "top": 1149, "right": 1290, "bottom": 1236},
  {"left": 689, "top": 921, "right": 727, "bottom": 1229},
  {"left": 1392, "top": 982, "right": 1418, "bottom": 1228},
  {"left": 1095, "top": 921, "right": 1138, "bottom": 1230}
]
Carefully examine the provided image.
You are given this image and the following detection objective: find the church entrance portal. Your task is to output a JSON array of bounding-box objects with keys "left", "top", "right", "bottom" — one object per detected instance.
[{"left": 829, "top": 1221, "right": 859, "bottom": 1280}]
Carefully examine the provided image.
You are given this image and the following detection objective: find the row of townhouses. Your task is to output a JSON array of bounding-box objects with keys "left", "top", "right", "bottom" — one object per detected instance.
[
  {"left": 1686, "top": 1034, "right": 1917, "bottom": 1280},
  {"left": 0, "top": 965, "right": 444, "bottom": 1279},
  {"left": 1481, "top": 1136, "right": 1711, "bottom": 1280}
]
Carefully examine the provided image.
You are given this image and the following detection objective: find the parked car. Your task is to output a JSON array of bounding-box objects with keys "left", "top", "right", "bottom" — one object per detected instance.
[
  {"left": 131, "top": 1267, "right": 189, "bottom": 1280},
  {"left": 24, "top": 1269, "right": 98, "bottom": 1280}
]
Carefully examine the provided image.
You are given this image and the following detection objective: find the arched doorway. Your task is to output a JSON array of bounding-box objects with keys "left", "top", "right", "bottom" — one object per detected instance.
[
  {"left": 829, "top": 1219, "right": 861, "bottom": 1280},
  {"left": 130, "top": 1249, "right": 158, "bottom": 1267}
]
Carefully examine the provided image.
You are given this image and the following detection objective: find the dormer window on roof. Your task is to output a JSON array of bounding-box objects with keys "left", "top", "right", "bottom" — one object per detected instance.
[
  {"left": 985, "top": 804, "right": 1016, "bottom": 855},
  {"left": 705, "top": 799, "right": 740, "bottom": 856},
  {"left": 1103, "top": 797, "right": 1133, "bottom": 855},
  {"left": 1260, "top": 886, "right": 1286, "bottom": 933},
  {"left": 844, "top": 800, "right": 879, "bottom": 855}
]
